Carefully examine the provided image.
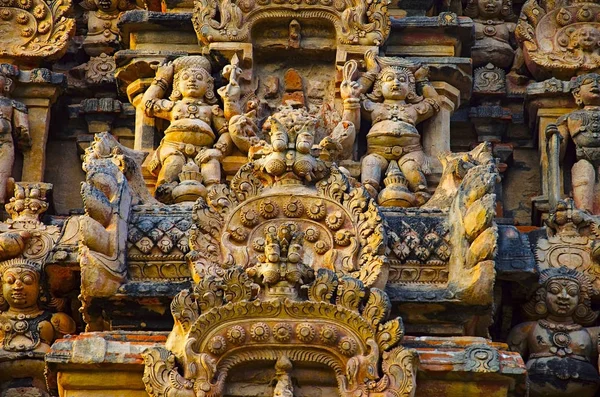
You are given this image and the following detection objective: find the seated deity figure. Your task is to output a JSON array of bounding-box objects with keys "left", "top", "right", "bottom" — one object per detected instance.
[
  {"left": 341, "top": 53, "right": 441, "bottom": 206},
  {"left": 555, "top": 73, "right": 600, "bottom": 214},
  {"left": 464, "top": 0, "right": 517, "bottom": 69},
  {"left": 0, "top": 260, "right": 75, "bottom": 357},
  {"left": 508, "top": 267, "right": 600, "bottom": 397},
  {"left": 0, "top": 64, "right": 31, "bottom": 205},
  {"left": 143, "top": 56, "right": 243, "bottom": 202}
]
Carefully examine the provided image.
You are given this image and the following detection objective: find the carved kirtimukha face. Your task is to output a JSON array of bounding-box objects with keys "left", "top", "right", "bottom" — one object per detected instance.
[
  {"left": 477, "top": 0, "right": 503, "bottom": 20},
  {"left": 571, "top": 26, "right": 600, "bottom": 52},
  {"left": 177, "top": 67, "right": 209, "bottom": 100},
  {"left": 545, "top": 278, "right": 580, "bottom": 318},
  {"left": 2, "top": 266, "right": 39, "bottom": 311},
  {"left": 574, "top": 74, "right": 600, "bottom": 107},
  {"left": 379, "top": 68, "right": 411, "bottom": 101}
]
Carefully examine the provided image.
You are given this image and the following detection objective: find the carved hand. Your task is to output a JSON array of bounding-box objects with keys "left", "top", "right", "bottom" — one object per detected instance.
[
  {"left": 340, "top": 60, "right": 362, "bottom": 100},
  {"left": 414, "top": 65, "right": 430, "bottom": 82},
  {"left": 195, "top": 148, "right": 223, "bottom": 164},
  {"left": 364, "top": 49, "right": 379, "bottom": 73},
  {"left": 153, "top": 61, "right": 174, "bottom": 81}
]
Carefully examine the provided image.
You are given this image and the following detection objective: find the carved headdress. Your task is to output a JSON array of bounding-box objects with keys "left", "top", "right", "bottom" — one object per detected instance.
[
  {"left": 169, "top": 55, "right": 216, "bottom": 103},
  {"left": 0, "top": 258, "right": 42, "bottom": 277},
  {"left": 571, "top": 73, "right": 600, "bottom": 105},
  {"left": 368, "top": 57, "right": 422, "bottom": 103}
]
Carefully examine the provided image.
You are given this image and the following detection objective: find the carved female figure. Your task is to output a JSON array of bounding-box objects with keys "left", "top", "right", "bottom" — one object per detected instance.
[
  {"left": 0, "top": 260, "right": 75, "bottom": 357},
  {"left": 342, "top": 54, "right": 440, "bottom": 206},
  {"left": 465, "top": 0, "right": 517, "bottom": 69},
  {"left": 0, "top": 64, "right": 31, "bottom": 205},
  {"left": 508, "top": 267, "right": 600, "bottom": 397},
  {"left": 143, "top": 56, "right": 241, "bottom": 201}
]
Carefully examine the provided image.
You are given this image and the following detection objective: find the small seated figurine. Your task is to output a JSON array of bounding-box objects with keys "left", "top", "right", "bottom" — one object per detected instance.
[
  {"left": 508, "top": 267, "right": 600, "bottom": 397},
  {"left": 0, "top": 64, "right": 31, "bottom": 204},
  {"left": 464, "top": 0, "right": 517, "bottom": 69},
  {"left": 0, "top": 259, "right": 75, "bottom": 358},
  {"left": 342, "top": 53, "right": 441, "bottom": 206},
  {"left": 143, "top": 55, "right": 243, "bottom": 202},
  {"left": 555, "top": 73, "right": 600, "bottom": 214}
]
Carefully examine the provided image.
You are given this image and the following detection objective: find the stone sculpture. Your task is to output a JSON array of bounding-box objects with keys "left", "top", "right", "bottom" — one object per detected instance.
[
  {"left": 508, "top": 267, "right": 600, "bottom": 397},
  {"left": 516, "top": 0, "right": 600, "bottom": 79},
  {"left": 465, "top": 0, "right": 517, "bottom": 69},
  {"left": 342, "top": 52, "right": 441, "bottom": 207},
  {"left": 0, "top": 64, "right": 31, "bottom": 204},
  {"left": 550, "top": 73, "right": 600, "bottom": 214},
  {"left": 0, "top": 259, "right": 75, "bottom": 357},
  {"left": 80, "top": 0, "right": 140, "bottom": 56},
  {"left": 143, "top": 55, "right": 249, "bottom": 203}
]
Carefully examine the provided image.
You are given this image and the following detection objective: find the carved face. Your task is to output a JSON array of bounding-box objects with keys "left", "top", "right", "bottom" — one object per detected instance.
[
  {"left": 2, "top": 267, "right": 39, "bottom": 310},
  {"left": 265, "top": 242, "right": 281, "bottom": 263},
  {"left": 177, "top": 68, "right": 208, "bottom": 100},
  {"left": 270, "top": 129, "right": 288, "bottom": 152},
  {"left": 545, "top": 279, "right": 580, "bottom": 318},
  {"left": 576, "top": 75, "right": 600, "bottom": 106},
  {"left": 296, "top": 131, "right": 314, "bottom": 154},
  {"left": 379, "top": 69, "right": 410, "bottom": 101},
  {"left": 571, "top": 26, "right": 600, "bottom": 52},
  {"left": 477, "top": 0, "right": 503, "bottom": 19},
  {"left": 95, "top": 0, "right": 119, "bottom": 12},
  {"left": 287, "top": 242, "right": 303, "bottom": 264}
]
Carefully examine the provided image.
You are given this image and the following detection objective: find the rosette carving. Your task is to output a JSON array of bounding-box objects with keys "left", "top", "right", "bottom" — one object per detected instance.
[{"left": 0, "top": 0, "right": 74, "bottom": 63}]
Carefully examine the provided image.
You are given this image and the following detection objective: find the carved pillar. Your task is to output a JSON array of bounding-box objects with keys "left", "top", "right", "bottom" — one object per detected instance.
[
  {"left": 423, "top": 82, "right": 460, "bottom": 174},
  {"left": 13, "top": 70, "right": 65, "bottom": 182}
]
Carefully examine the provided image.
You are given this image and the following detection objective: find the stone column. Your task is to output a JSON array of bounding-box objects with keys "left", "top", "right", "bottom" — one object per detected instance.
[
  {"left": 422, "top": 82, "right": 460, "bottom": 175},
  {"left": 13, "top": 69, "right": 65, "bottom": 182}
]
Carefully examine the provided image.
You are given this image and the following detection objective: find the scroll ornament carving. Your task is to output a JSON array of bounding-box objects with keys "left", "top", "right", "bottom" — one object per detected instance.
[
  {"left": 440, "top": 143, "right": 499, "bottom": 304},
  {"left": 516, "top": 0, "right": 600, "bottom": 78},
  {"left": 191, "top": 0, "right": 391, "bottom": 46},
  {"left": 78, "top": 133, "right": 156, "bottom": 319},
  {"left": 142, "top": 264, "right": 417, "bottom": 397},
  {"left": 0, "top": 0, "right": 74, "bottom": 62},
  {"left": 188, "top": 106, "right": 389, "bottom": 289}
]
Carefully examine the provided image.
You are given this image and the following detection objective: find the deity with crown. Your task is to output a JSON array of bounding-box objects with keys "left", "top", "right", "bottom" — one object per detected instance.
[{"left": 143, "top": 55, "right": 246, "bottom": 202}]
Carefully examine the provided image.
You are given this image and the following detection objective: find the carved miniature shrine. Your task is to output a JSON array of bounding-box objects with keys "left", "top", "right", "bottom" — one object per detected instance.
[{"left": 5, "top": 0, "right": 600, "bottom": 396}]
